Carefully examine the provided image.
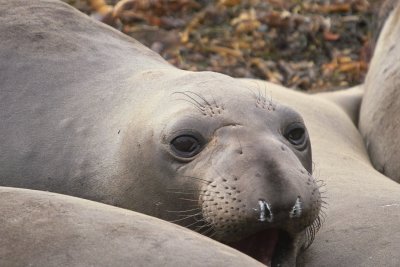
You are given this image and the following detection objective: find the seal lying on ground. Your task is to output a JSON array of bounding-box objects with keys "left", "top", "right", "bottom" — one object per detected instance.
[
  {"left": 0, "top": 186, "right": 263, "bottom": 267},
  {"left": 359, "top": 0, "right": 400, "bottom": 183},
  {"left": 0, "top": 0, "right": 321, "bottom": 266}
]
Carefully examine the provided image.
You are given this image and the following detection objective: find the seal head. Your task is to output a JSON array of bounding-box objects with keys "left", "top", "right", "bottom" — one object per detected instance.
[{"left": 121, "top": 71, "right": 322, "bottom": 266}]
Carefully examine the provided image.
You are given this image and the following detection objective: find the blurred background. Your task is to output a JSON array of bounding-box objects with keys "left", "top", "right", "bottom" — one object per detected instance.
[{"left": 65, "top": 0, "right": 383, "bottom": 92}]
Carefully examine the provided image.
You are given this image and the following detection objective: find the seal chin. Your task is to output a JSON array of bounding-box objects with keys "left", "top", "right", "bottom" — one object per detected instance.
[{"left": 228, "top": 229, "right": 297, "bottom": 267}]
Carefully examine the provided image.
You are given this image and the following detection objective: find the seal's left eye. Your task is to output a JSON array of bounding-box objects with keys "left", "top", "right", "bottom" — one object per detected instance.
[
  {"left": 284, "top": 124, "right": 306, "bottom": 147},
  {"left": 170, "top": 135, "right": 202, "bottom": 158}
]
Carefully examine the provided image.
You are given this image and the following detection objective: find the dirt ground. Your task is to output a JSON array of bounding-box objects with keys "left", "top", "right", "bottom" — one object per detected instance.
[{"left": 67, "top": 0, "right": 378, "bottom": 92}]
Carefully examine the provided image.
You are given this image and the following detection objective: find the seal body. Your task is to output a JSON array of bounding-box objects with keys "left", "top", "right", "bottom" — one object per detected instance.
[
  {"left": 359, "top": 0, "right": 400, "bottom": 182},
  {"left": 0, "top": 186, "right": 263, "bottom": 267},
  {"left": 0, "top": 1, "right": 321, "bottom": 266}
]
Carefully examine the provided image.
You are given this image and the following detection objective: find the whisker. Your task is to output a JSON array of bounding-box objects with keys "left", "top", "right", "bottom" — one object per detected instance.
[
  {"left": 168, "top": 212, "right": 203, "bottom": 223},
  {"left": 173, "top": 98, "right": 206, "bottom": 113},
  {"left": 263, "top": 85, "right": 267, "bottom": 101},
  {"left": 183, "top": 219, "right": 205, "bottom": 229},
  {"left": 166, "top": 191, "right": 210, "bottom": 197},
  {"left": 183, "top": 91, "right": 212, "bottom": 106},
  {"left": 167, "top": 189, "right": 223, "bottom": 198},
  {"left": 178, "top": 198, "right": 200, "bottom": 202},
  {"left": 211, "top": 167, "right": 227, "bottom": 181},
  {"left": 166, "top": 208, "right": 201, "bottom": 213},
  {"left": 312, "top": 161, "right": 317, "bottom": 174},
  {"left": 194, "top": 223, "right": 213, "bottom": 231},
  {"left": 304, "top": 203, "right": 325, "bottom": 250},
  {"left": 167, "top": 188, "right": 206, "bottom": 192},
  {"left": 181, "top": 175, "right": 212, "bottom": 184},
  {"left": 268, "top": 90, "right": 274, "bottom": 107},
  {"left": 200, "top": 226, "right": 215, "bottom": 236},
  {"left": 234, "top": 131, "right": 243, "bottom": 154},
  {"left": 211, "top": 94, "right": 219, "bottom": 108},
  {"left": 257, "top": 85, "right": 261, "bottom": 102},
  {"left": 173, "top": 91, "right": 206, "bottom": 108},
  {"left": 167, "top": 191, "right": 195, "bottom": 195},
  {"left": 245, "top": 83, "right": 259, "bottom": 99},
  {"left": 167, "top": 188, "right": 213, "bottom": 192}
]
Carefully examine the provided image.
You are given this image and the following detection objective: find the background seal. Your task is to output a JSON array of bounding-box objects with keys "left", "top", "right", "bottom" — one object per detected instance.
[{"left": 359, "top": 0, "right": 400, "bottom": 183}]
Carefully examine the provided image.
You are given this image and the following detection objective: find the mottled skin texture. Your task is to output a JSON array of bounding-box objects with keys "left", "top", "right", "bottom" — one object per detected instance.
[
  {"left": 0, "top": 186, "right": 264, "bottom": 267},
  {"left": 359, "top": 1, "right": 400, "bottom": 183},
  {"left": 0, "top": 1, "right": 321, "bottom": 266}
]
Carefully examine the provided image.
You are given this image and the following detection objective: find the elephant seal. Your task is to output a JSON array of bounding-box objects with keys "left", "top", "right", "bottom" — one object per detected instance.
[
  {"left": 359, "top": 0, "right": 400, "bottom": 183},
  {"left": 0, "top": 0, "right": 321, "bottom": 266},
  {"left": 0, "top": 186, "right": 263, "bottom": 267}
]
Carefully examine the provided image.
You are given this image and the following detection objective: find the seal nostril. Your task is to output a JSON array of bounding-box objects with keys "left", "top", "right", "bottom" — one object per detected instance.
[
  {"left": 258, "top": 199, "right": 273, "bottom": 222},
  {"left": 289, "top": 196, "right": 303, "bottom": 219}
]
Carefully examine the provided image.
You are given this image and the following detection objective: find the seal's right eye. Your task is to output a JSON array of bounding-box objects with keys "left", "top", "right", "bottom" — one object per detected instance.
[{"left": 170, "top": 135, "right": 202, "bottom": 158}]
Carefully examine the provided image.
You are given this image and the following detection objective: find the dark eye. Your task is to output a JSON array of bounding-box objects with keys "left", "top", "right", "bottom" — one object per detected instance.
[
  {"left": 284, "top": 124, "right": 306, "bottom": 146},
  {"left": 170, "top": 135, "right": 202, "bottom": 158}
]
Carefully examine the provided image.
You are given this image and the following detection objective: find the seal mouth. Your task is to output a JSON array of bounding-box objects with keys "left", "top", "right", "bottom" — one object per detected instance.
[{"left": 228, "top": 229, "right": 293, "bottom": 267}]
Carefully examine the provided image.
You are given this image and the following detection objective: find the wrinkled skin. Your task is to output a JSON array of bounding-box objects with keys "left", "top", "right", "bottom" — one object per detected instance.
[{"left": 0, "top": 1, "right": 321, "bottom": 266}]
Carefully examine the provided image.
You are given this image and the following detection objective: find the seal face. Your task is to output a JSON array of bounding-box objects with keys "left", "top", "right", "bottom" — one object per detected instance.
[{"left": 121, "top": 72, "right": 322, "bottom": 266}]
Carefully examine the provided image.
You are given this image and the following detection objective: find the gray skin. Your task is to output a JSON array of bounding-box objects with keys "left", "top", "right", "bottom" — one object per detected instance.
[
  {"left": 0, "top": 1, "right": 321, "bottom": 266},
  {"left": 359, "top": 1, "right": 400, "bottom": 183},
  {"left": 237, "top": 82, "right": 400, "bottom": 266},
  {"left": 1, "top": 2, "right": 400, "bottom": 267},
  {"left": 0, "top": 186, "right": 264, "bottom": 267}
]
